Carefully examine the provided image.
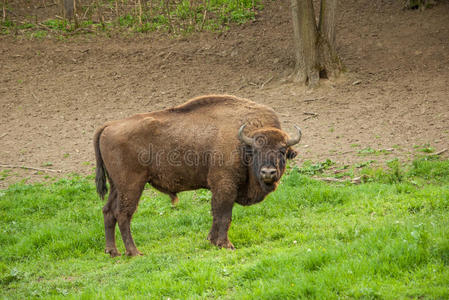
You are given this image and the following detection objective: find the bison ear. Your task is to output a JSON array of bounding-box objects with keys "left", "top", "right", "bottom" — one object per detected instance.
[{"left": 286, "top": 147, "right": 298, "bottom": 159}]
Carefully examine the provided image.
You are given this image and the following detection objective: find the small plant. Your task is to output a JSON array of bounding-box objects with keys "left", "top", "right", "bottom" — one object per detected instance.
[
  {"left": 414, "top": 143, "right": 435, "bottom": 153},
  {"left": 355, "top": 160, "right": 375, "bottom": 168},
  {"left": 0, "top": 169, "right": 11, "bottom": 181},
  {"left": 404, "top": 0, "right": 437, "bottom": 10},
  {"left": 410, "top": 156, "right": 449, "bottom": 183},
  {"left": 386, "top": 158, "right": 404, "bottom": 183},
  {"left": 0, "top": 268, "right": 22, "bottom": 285},
  {"left": 17, "top": 23, "right": 35, "bottom": 30},
  {"left": 30, "top": 30, "right": 47, "bottom": 39},
  {"left": 358, "top": 147, "right": 377, "bottom": 155},
  {"left": 42, "top": 19, "right": 70, "bottom": 31},
  {"left": 298, "top": 159, "right": 335, "bottom": 176},
  {"left": 358, "top": 159, "right": 404, "bottom": 184}
]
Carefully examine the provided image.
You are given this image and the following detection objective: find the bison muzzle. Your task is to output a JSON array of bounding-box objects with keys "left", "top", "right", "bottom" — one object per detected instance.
[{"left": 94, "top": 95, "right": 301, "bottom": 257}]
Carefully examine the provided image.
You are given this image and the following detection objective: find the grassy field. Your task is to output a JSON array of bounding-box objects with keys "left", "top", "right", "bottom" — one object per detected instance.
[{"left": 1, "top": 157, "right": 448, "bottom": 299}]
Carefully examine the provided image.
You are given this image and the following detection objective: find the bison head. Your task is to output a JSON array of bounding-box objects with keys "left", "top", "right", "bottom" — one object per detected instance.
[{"left": 239, "top": 124, "right": 301, "bottom": 191}]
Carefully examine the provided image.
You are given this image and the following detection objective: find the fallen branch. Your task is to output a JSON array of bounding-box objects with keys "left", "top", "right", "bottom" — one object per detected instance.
[
  {"left": 340, "top": 150, "right": 353, "bottom": 155},
  {"left": 82, "top": 3, "right": 92, "bottom": 20},
  {"left": 36, "top": 3, "right": 57, "bottom": 9},
  {"left": 315, "top": 176, "right": 362, "bottom": 185},
  {"left": 0, "top": 164, "right": 62, "bottom": 173},
  {"left": 162, "top": 51, "right": 173, "bottom": 61},
  {"left": 260, "top": 76, "right": 274, "bottom": 89},
  {"left": 5, "top": 8, "right": 16, "bottom": 17},
  {"left": 304, "top": 96, "right": 325, "bottom": 103},
  {"left": 351, "top": 177, "right": 362, "bottom": 184},
  {"left": 36, "top": 22, "right": 58, "bottom": 33},
  {"left": 199, "top": 6, "right": 207, "bottom": 31},
  {"left": 63, "top": 27, "right": 95, "bottom": 35},
  {"left": 434, "top": 148, "right": 448, "bottom": 156},
  {"left": 303, "top": 111, "right": 319, "bottom": 121},
  {"left": 31, "top": 92, "right": 39, "bottom": 101},
  {"left": 236, "top": 84, "right": 246, "bottom": 91},
  {"left": 303, "top": 116, "right": 315, "bottom": 121},
  {"left": 318, "top": 177, "right": 346, "bottom": 183}
]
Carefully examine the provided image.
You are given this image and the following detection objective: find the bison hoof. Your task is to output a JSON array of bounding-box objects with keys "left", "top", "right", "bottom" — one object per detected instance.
[
  {"left": 171, "top": 197, "right": 179, "bottom": 206},
  {"left": 125, "top": 249, "right": 143, "bottom": 257},
  {"left": 220, "top": 241, "right": 235, "bottom": 250},
  {"left": 210, "top": 239, "right": 235, "bottom": 250},
  {"left": 105, "top": 248, "right": 121, "bottom": 257}
]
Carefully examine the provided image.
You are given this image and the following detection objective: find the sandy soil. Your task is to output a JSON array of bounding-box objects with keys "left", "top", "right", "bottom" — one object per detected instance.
[{"left": 1, "top": 0, "right": 448, "bottom": 188}]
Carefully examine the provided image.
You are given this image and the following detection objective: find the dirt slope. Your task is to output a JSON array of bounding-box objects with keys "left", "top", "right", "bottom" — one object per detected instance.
[{"left": 1, "top": 0, "right": 448, "bottom": 187}]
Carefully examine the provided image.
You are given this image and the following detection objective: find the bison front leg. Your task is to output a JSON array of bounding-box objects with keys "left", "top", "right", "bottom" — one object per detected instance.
[{"left": 208, "top": 182, "right": 236, "bottom": 249}]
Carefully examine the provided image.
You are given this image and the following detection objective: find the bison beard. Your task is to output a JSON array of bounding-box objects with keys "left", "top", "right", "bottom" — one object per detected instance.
[{"left": 94, "top": 95, "right": 301, "bottom": 257}]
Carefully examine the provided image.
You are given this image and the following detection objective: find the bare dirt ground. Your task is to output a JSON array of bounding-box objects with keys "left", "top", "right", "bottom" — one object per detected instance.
[{"left": 1, "top": 0, "right": 448, "bottom": 188}]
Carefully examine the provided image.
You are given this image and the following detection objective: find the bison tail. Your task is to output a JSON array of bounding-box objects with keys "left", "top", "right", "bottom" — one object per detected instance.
[{"left": 94, "top": 125, "right": 108, "bottom": 200}]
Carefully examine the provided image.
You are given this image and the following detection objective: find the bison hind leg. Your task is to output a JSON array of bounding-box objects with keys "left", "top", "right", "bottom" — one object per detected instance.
[
  {"left": 103, "top": 185, "right": 121, "bottom": 257},
  {"left": 114, "top": 181, "right": 146, "bottom": 257},
  {"left": 170, "top": 193, "right": 179, "bottom": 207}
]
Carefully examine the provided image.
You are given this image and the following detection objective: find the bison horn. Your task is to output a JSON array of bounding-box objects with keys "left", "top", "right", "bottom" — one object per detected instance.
[
  {"left": 238, "top": 124, "right": 254, "bottom": 146},
  {"left": 286, "top": 125, "right": 302, "bottom": 146}
]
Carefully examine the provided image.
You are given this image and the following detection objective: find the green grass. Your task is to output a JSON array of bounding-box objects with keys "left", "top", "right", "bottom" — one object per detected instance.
[
  {"left": 1, "top": 158, "right": 449, "bottom": 298},
  {"left": 1, "top": 0, "right": 262, "bottom": 37}
]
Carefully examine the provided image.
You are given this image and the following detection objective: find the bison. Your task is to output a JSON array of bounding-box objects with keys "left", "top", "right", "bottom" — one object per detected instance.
[{"left": 94, "top": 95, "right": 301, "bottom": 257}]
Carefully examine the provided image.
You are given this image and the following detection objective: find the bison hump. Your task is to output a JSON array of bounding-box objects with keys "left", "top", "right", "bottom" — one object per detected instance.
[
  {"left": 109, "top": 116, "right": 162, "bottom": 140},
  {"left": 134, "top": 116, "right": 161, "bottom": 136}
]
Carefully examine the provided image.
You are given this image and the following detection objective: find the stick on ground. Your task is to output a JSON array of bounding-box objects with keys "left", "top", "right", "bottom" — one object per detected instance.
[
  {"left": 303, "top": 112, "right": 318, "bottom": 116},
  {"left": 0, "top": 164, "right": 62, "bottom": 173},
  {"left": 304, "top": 96, "right": 325, "bottom": 103},
  {"left": 260, "top": 76, "right": 274, "bottom": 89},
  {"left": 434, "top": 148, "right": 448, "bottom": 156}
]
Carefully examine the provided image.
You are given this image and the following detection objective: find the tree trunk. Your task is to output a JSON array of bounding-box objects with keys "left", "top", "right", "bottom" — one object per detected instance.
[
  {"left": 318, "top": 0, "right": 342, "bottom": 79},
  {"left": 2, "top": 0, "right": 6, "bottom": 23},
  {"left": 96, "top": 0, "right": 105, "bottom": 29},
  {"left": 291, "top": 0, "right": 342, "bottom": 86},
  {"left": 290, "top": 0, "right": 319, "bottom": 86},
  {"left": 63, "top": 0, "right": 74, "bottom": 20}
]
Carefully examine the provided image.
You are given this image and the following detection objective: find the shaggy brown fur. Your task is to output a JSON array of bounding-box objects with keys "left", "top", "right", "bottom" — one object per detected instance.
[{"left": 94, "top": 95, "right": 300, "bottom": 257}]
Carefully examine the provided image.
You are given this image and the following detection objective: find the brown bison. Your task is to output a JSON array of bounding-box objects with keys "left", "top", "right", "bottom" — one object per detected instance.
[{"left": 94, "top": 95, "right": 301, "bottom": 257}]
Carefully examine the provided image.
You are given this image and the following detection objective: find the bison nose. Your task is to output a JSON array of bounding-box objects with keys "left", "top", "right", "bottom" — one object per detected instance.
[{"left": 260, "top": 167, "right": 277, "bottom": 183}]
